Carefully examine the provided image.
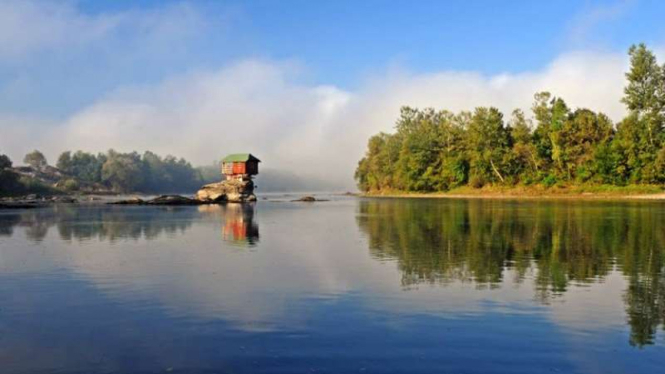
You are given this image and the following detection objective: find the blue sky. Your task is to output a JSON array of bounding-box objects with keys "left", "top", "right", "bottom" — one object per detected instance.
[
  {"left": 0, "top": 0, "right": 664, "bottom": 185},
  {"left": 72, "top": 0, "right": 665, "bottom": 85}
]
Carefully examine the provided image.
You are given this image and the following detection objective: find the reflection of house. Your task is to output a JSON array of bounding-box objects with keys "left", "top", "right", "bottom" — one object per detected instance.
[
  {"left": 221, "top": 154, "right": 260, "bottom": 181},
  {"left": 222, "top": 203, "right": 259, "bottom": 245},
  {"left": 197, "top": 204, "right": 260, "bottom": 246}
]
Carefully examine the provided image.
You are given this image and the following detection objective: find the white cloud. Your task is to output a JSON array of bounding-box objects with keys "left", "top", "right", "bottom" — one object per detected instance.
[
  {"left": 0, "top": 49, "right": 633, "bottom": 189},
  {"left": 0, "top": 0, "right": 206, "bottom": 61},
  {"left": 0, "top": 1, "right": 642, "bottom": 189}
]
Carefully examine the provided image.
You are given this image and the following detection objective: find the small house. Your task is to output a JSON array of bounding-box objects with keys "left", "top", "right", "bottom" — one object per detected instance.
[{"left": 221, "top": 153, "right": 260, "bottom": 180}]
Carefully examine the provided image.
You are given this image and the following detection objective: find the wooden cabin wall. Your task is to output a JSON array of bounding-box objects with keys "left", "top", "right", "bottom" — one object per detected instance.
[
  {"left": 246, "top": 161, "right": 258, "bottom": 175},
  {"left": 222, "top": 161, "right": 259, "bottom": 176},
  {"left": 232, "top": 162, "right": 246, "bottom": 174},
  {"left": 222, "top": 163, "right": 234, "bottom": 175}
]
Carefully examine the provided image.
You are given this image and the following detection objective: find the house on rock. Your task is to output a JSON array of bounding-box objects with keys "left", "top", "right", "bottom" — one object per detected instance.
[
  {"left": 195, "top": 153, "right": 260, "bottom": 203},
  {"left": 221, "top": 153, "right": 260, "bottom": 181}
]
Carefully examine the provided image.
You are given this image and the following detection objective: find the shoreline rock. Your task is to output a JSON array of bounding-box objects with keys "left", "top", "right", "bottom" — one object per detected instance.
[
  {"left": 109, "top": 195, "right": 204, "bottom": 206},
  {"left": 291, "top": 196, "right": 329, "bottom": 202},
  {"left": 0, "top": 194, "right": 79, "bottom": 209}
]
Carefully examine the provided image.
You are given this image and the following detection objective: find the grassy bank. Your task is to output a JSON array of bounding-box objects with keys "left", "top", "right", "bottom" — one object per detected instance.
[{"left": 361, "top": 184, "right": 665, "bottom": 200}]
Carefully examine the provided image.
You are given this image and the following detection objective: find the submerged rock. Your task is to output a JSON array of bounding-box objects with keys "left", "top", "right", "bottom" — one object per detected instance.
[{"left": 196, "top": 178, "right": 256, "bottom": 203}]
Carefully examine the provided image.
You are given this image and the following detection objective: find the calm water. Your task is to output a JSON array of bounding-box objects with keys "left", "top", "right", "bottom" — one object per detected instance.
[{"left": 1, "top": 197, "right": 664, "bottom": 374}]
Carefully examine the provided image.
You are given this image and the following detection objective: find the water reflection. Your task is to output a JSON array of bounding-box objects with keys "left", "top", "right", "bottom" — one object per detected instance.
[
  {"left": 0, "top": 203, "right": 261, "bottom": 246},
  {"left": 199, "top": 203, "right": 260, "bottom": 246},
  {"left": 0, "top": 206, "right": 195, "bottom": 242},
  {"left": 2, "top": 198, "right": 665, "bottom": 374},
  {"left": 356, "top": 199, "right": 665, "bottom": 347},
  {"left": 0, "top": 213, "right": 20, "bottom": 236}
]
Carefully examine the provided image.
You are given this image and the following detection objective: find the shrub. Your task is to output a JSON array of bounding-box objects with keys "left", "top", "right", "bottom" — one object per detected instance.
[
  {"left": 542, "top": 174, "right": 557, "bottom": 188},
  {"left": 18, "top": 176, "right": 55, "bottom": 194},
  {"left": 63, "top": 179, "right": 80, "bottom": 191},
  {"left": 469, "top": 175, "right": 486, "bottom": 189}
]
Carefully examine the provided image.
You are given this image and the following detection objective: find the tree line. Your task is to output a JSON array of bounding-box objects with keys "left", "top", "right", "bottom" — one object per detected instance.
[
  {"left": 1, "top": 149, "right": 206, "bottom": 194},
  {"left": 56, "top": 149, "right": 202, "bottom": 193},
  {"left": 355, "top": 44, "right": 665, "bottom": 192}
]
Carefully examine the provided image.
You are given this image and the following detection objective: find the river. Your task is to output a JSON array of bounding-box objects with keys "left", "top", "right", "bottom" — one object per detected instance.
[{"left": 1, "top": 196, "right": 664, "bottom": 373}]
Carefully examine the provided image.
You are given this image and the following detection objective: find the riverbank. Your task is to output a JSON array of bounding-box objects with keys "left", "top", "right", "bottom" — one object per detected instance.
[{"left": 361, "top": 184, "right": 665, "bottom": 200}]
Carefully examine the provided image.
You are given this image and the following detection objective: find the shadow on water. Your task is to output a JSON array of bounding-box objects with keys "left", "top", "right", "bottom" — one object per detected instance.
[{"left": 356, "top": 198, "right": 665, "bottom": 347}]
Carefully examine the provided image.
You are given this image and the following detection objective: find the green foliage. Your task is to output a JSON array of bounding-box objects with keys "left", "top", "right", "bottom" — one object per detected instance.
[
  {"left": 62, "top": 179, "right": 80, "bottom": 191},
  {"left": 0, "top": 154, "right": 21, "bottom": 195},
  {"left": 0, "top": 154, "right": 12, "bottom": 169},
  {"left": 52, "top": 149, "right": 203, "bottom": 193},
  {"left": 57, "top": 151, "right": 105, "bottom": 183},
  {"left": 542, "top": 174, "right": 557, "bottom": 188},
  {"left": 98, "top": 151, "right": 142, "bottom": 192},
  {"left": 17, "top": 176, "right": 56, "bottom": 194},
  {"left": 23, "top": 150, "right": 48, "bottom": 170},
  {"left": 355, "top": 44, "right": 665, "bottom": 192},
  {"left": 1, "top": 153, "right": 62, "bottom": 196}
]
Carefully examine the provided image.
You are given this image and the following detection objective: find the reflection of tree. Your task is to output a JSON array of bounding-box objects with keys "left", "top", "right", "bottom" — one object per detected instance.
[
  {"left": 0, "top": 213, "right": 21, "bottom": 236},
  {"left": 198, "top": 204, "right": 259, "bottom": 246},
  {"left": 620, "top": 207, "right": 665, "bottom": 347},
  {"left": 357, "top": 199, "right": 665, "bottom": 347},
  {"left": 1, "top": 206, "right": 195, "bottom": 242},
  {"left": 625, "top": 274, "right": 665, "bottom": 347}
]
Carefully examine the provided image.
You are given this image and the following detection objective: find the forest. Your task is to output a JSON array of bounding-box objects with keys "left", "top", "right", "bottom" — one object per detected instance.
[
  {"left": 0, "top": 149, "right": 203, "bottom": 194},
  {"left": 355, "top": 44, "right": 665, "bottom": 193}
]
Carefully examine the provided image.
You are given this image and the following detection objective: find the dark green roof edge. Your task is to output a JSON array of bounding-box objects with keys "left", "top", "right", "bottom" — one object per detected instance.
[{"left": 222, "top": 153, "right": 261, "bottom": 162}]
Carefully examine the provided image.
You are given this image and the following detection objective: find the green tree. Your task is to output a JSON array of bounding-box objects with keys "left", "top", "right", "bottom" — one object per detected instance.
[
  {"left": 72, "top": 151, "right": 104, "bottom": 183},
  {"left": 101, "top": 150, "right": 145, "bottom": 192},
  {"left": 0, "top": 154, "right": 21, "bottom": 194},
  {"left": 23, "top": 150, "right": 48, "bottom": 170},
  {"left": 466, "top": 107, "right": 510, "bottom": 186},
  {"left": 394, "top": 107, "right": 447, "bottom": 191},
  {"left": 617, "top": 44, "right": 665, "bottom": 183},
  {"left": 354, "top": 43, "right": 665, "bottom": 192},
  {"left": 508, "top": 109, "right": 539, "bottom": 183},
  {"left": 56, "top": 151, "right": 72, "bottom": 172},
  {"left": 622, "top": 43, "right": 664, "bottom": 146},
  {"left": 0, "top": 154, "right": 12, "bottom": 169},
  {"left": 356, "top": 133, "right": 391, "bottom": 191},
  {"left": 555, "top": 109, "right": 614, "bottom": 181}
]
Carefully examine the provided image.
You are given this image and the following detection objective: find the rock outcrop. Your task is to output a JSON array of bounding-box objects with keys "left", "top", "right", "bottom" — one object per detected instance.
[
  {"left": 110, "top": 195, "right": 203, "bottom": 205},
  {"left": 0, "top": 194, "right": 79, "bottom": 209},
  {"left": 291, "top": 195, "right": 329, "bottom": 202},
  {"left": 196, "top": 178, "right": 257, "bottom": 203}
]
